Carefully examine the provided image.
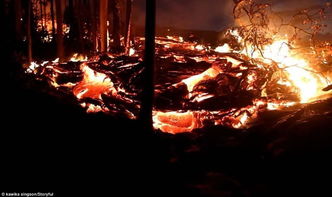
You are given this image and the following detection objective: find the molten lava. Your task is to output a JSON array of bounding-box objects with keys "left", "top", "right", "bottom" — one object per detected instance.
[
  {"left": 153, "top": 111, "right": 203, "bottom": 134},
  {"left": 25, "top": 35, "right": 332, "bottom": 134},
  {"left": 73, "top": 64, "right": 116, "bottom": 100}
]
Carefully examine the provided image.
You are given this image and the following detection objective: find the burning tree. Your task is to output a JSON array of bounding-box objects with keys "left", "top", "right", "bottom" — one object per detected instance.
[{"left": 227, "top": 0, "right": 332, "bottom": 102}]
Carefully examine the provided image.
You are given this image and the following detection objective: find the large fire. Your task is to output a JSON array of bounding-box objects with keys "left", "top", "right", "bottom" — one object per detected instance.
[
  {"left": 215, "top": 31, "right": 331, "bottom": 103},
  {"left": 26, "top": 33, "right": 332, "bottom": 134},
  {"left": 260, "top": 39, "right": 328, "bottom": 103}
]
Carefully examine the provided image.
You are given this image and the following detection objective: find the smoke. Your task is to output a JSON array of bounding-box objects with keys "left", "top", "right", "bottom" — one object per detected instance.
[
  {"left": 132, "top": 0, "right": 332, "bottom": 32},
  {"left": 271, "top": 0, "right": 332, "bottom": 32},
  {"left": 271, "top": 0, "right": 328, "bottom": 11},
  {"left": 133, "top": 0, "right": 234, "bottom": 31}
]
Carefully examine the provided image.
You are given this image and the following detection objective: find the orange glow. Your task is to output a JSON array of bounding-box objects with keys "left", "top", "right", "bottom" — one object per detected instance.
[
  {"left": 181, "top": 65, "right": 223, "bottom": 92},
  {"left": 262, "top": 40, "right": 328, "bottom": 103},
  {"left": 70, "top": 53, "right": 88, "bottom": 62},
  {"left": 36, "top": 19, "right": 70, "bottom": 42},
  {"left": 73, "top": 64, "right": 117, "bottom": 100},
  {"left": 227, "top": 33, "right": 331, "bottom": 103},
  {"left": 153, "top": 111, "right": 203, "bottom": 134},
  {"left": 215, "top": 44, "right": 231, "bottom": 53},
  {"left": 129, "top": 48, "right": 136, "bottom": 56},
  {"left": 25, "top": 35, "right": 332, "bottom": 134}
]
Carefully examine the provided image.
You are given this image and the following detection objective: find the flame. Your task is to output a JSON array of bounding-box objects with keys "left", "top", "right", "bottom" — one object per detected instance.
[
  {"left": 195, "top": 45, "right": 205, "bottom": 51},
  {"left": 166, "top": 36, "right": 184, "bottom": 42},
  {"left": 215, "top": 44, "right": 231, "bottom": 53},
  {"left": 284, "top": 66, "right": 323, "bottom": 103},
  {"left": 70, "top": 53, "right": 88, "bottom": 62},
  {"left": 223, "top": 35, "right": 330, "bottom": 103},
  {"left": 129, "top": 48, "right": 136, "bottom": 56},
  {"left": 36, "top": 19, "right": 70, "bottom": 42},
  {"left": 223, "top": 29, "right": 331, "bottom": 103},
  {"left": 267, "top": 101, "right": 296, "bottom": 110},
  {"left": 260, "top": 40, "right": 327, "bottom": 103}
]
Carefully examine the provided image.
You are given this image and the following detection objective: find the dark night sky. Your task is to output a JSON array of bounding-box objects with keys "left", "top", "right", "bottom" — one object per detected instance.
[{"left": 133, "top": 0, "right": 332, "bottom": 32}]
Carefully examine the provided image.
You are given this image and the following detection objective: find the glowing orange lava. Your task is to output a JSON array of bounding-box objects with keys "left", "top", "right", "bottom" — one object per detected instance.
[
  {"left": 73, "top": 64, "right": 117, "bottom": 100},
  {"left": 25, "top": 36, "right": 332, "bottom": 134}
]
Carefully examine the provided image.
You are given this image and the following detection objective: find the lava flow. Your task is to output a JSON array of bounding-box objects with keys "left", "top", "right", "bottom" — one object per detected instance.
[{"left": 26, "top": 35, "right": 332, "bottom": 134}]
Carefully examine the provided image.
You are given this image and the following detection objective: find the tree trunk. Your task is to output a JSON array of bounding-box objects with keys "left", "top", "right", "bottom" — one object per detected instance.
[
  {"left": 27, "top": 0, "right": 32, "bottom": 63},
  {"left": 55, "top": 0, "right": 64, "bottom": 61},
  {"left": 50, "top": 0, "right": 56, "bottom": 38},
  {"left": 110, "top": 0, "right": 121, "bottom": 52},
  {"left": 14, "top": 0, "right": 22, "bottom": 41},
  {"left": 124, "top": 0, "right": 133, "bottom": 55},
  {"left": 68, "top": 0, "right": 80, "bottom": 53},
  {"left": 68, "top": 0, "right": 75, "bottom": 39},
  {"left": 88, "top": 1, "right": 97, "bottom": 52},
  {"left": 40, "top": 0, "right": 44, "bottom": 29},
  {"left": 99, "top": 0, "right": 108, "bottom": 52},
  {"left": 43, "top": 0, "right": 47, "bottom": 28},
  {"left": 139, "top": 0, "right": 156, "bottom": 131},
  {"left": 77, "top": 0, "right": 83, "bottom": 53}
]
